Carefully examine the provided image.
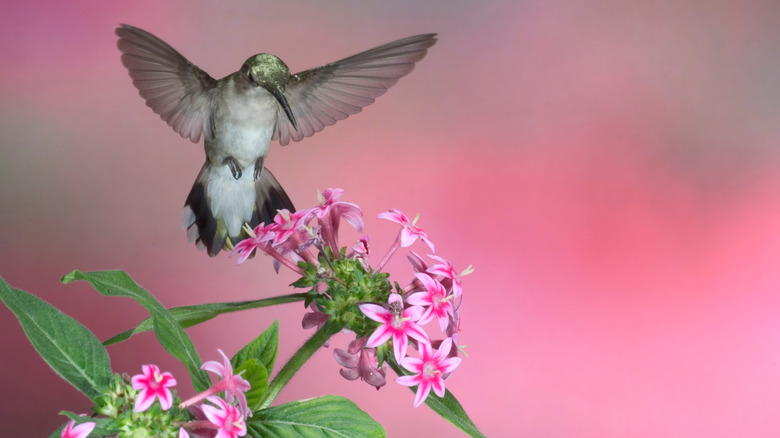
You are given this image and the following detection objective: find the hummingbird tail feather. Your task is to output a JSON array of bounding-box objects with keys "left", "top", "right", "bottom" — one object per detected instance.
[
  {"left": 255, "top": 168, "right": 295, "bottom": 224},
  {"left": 182, "top": 163, "right": 228, "bottom": 257},
  {"left": 181, "top": 163, "right": 295, "bottom": 257}
]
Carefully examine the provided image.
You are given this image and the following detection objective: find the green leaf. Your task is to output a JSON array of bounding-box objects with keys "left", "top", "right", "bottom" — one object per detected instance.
[
  {"left": 248, "top": 395, "right": 384, "bottom": 438},
  {"left": 387, "top": 357, "right": 485, "bottom": 438},
  {"left": 0, "top": 276, "right": 112, "bottom": 400},
  {"left": 232, "top": 320, "right": 279, "bottom": 377},
  {"left": 231, "top": 322, "right": 278, "bottom": 411},
  {"left": 102, "top": 296, "right": 305, "bottom": 346},
  {"left": 62, "top": 270, "right": 210, "bottom": 392},
  {"left": 234, "top": 359, "right": 269, "bottom": 412}
]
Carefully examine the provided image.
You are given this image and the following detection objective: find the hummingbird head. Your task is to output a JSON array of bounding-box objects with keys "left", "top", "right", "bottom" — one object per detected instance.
[{"left": 241, "top": 54, "right": 298, "bottom": 131}]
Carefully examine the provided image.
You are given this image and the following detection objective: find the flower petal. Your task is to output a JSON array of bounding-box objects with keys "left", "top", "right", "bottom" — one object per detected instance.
[
  {"left": 404, "top": 322, "right": 431, "bottom": 346},
  {"left": 395, "top": 374, "right": 421, "bottom": 387},
  {"left": 431, "top": 376, "right": 446, "bottom": 398},
  {"left": 405, "top": 292, "right": 432, "bottom": 307},
  {"left": 413, "top": 380, "right": 433, "bottom": 408},
  {"left": 391, "top": 331, "right": 408, "bottom": 362},
  {"left": 359, "top": 304, "right": 392, "bottom": 323},
  {"left": 441, "top": 356, "right": 463, "bottom": 375},
  {"left": 365, "top": 325, "right": 393, "bottom": 348},
  {"left": 134, "top": 388, "right": 157, "bottom": 412}
]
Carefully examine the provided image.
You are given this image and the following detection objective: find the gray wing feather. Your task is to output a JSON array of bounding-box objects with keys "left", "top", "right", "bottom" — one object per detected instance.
[
  {"left": 273, "top": 33, "right": 437, "bottom": 146},
  {"left": 116, "top": 24, "right": 217, "bottom": 143}
]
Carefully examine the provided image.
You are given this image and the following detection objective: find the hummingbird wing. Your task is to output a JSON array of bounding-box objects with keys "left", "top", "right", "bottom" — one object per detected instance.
[
  {"left": 272, "top": 33, "right": 437, "bottom": 146},
  {"left": 116, "top": 24, "right": 217, "bottom": 143}
]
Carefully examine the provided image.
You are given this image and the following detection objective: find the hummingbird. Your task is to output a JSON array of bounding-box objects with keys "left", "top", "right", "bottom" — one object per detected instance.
[{"left": 115, "top": 24, "right": 436, "bottom": 256}]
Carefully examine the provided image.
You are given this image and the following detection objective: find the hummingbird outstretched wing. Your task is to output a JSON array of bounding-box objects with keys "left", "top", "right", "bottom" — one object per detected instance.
[
  {"left": 116, "top": 24, "right": 217, "bottom": 143},
  {"left": 272, "top": 33, "right": 438, "bottom": 146}
]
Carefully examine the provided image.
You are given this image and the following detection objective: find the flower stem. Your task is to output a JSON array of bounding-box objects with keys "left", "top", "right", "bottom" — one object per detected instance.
[
  {"left": 257, "top": 319, "right": 344, "bottom": 410},
  {"left": 376, "top": 233, "right": 402, "bottom": 272}
]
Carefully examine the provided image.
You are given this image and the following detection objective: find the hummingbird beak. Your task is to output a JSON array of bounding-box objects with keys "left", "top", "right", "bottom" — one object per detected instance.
[{"left": 271, "top": 88, "right": 298, "bottom": 132}]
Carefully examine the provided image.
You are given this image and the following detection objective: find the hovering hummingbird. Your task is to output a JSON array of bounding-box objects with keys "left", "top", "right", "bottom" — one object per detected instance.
[{"left": 115, "top": 24, "right": 436, "bottom": 256}]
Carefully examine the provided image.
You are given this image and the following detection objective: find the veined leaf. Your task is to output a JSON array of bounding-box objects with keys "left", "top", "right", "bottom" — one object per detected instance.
[
  {"left": 62, "top": 270, "right": 210, "bottom": 392},
  {"left": 0, "top": 277, "right": 112, "bottom": 400},
  {"left": 232, "top": 320, "right": 279, "bottom": 377},
  {"left": 248, "top": 395, "right": 384, "bottom": 437}
]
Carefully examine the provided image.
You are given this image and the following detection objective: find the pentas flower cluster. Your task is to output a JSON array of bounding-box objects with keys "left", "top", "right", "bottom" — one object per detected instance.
[
  {"left": 72, "top": 349, "right": 251, "bottom": 438},
  {"left": 232, "top": 189, "right": 472, "bottom": 408}
]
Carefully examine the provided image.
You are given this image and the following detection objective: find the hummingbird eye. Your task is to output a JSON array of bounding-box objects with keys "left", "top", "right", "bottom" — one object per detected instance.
[{"left": 247, "top": 70, "right": 258, "bottom": 86}]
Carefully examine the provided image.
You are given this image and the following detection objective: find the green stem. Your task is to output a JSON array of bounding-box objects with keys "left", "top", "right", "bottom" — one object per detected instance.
[
  {"left": 102, "top": 293, "right": 308, "bottom": 346},
  {"left": 257, "top": 319, "right": 343, "bottom": 409}
]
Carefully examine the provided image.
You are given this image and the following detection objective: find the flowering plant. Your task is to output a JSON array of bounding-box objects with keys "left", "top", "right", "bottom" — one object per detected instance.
[{"left": 0, "top": 189, "right": 482, "bottom": 437}]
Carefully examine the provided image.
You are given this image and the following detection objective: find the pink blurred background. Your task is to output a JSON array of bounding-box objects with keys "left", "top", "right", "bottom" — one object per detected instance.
[{"left": 2, "top": 1, "right": 780, "bottom": 436}]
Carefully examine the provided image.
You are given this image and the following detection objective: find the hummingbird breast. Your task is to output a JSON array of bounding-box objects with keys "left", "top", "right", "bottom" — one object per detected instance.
[
  {"left": 205, "top": 76, "right": 278, "bottom": 167},
  {"left": 201, "top": 76, "right": 280, "bottom": 238}
]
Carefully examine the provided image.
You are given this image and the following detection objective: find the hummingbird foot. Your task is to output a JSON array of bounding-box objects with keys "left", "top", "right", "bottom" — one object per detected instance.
[
  {"left": 224, "top": 156, "right": 242, "bottom": 180},
  {"left": 254, "top": 156, "right": 265, "bottom": 180}
]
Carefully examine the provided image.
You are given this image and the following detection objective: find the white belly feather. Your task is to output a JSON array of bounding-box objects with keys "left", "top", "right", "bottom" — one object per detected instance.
[
  {"left": 204, "top": 78, "right": 279, "bottom": 237},
  {"left": 208, "top": 163, "right": 257, "bottom": 236}
]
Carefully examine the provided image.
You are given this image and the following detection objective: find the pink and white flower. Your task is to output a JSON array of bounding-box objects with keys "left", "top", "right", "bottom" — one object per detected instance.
[
  {"left": 314, "top": 188, "right": 364, "bottom": 232},
  {"left": 180, "top": 349, "right": 252, "bottom": 419},
  {"left": 271, "top": 209, "right": 312, "bottom": 246},
  {"left": 426, "top": 255, "right": 472, "bottom": 299},
  {"left": 230, "top": 223, "right": 276, "bottom": 265},
  {"left": 131, "top": 364, "right": 177, "bottom": 412},
  {"left": 201, "top": 349, "right": 252, "bottom": 418},
  {"left": 407, "top": 273, "right": 454, "bottom": 333},
  {"left": 395, "top": 337, "right": 462, "bottom": 408},
  {"left": 202, "top": 396, "right": 247, "bottom": 438},
  {"left": 377, "top": 209, "right": 435, "bottom": 252},
  {"left": 61, "top": 420, "right": 96, "bottom": 438},
  {"left": 360, "top": 293, "right": 430, "bottom": 362}
]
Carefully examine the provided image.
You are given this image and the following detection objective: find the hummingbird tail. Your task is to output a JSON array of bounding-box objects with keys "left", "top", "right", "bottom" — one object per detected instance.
[
  {"left": 254, "top": 167, "right": 295, "bottom": 225},
  {"left": 182, "top": 163, "right": 295, "bottom": 257}
]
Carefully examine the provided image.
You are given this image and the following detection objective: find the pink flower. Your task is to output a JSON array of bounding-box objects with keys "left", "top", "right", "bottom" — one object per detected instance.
[
  {"left": 407, "top": 251, "right": 428, "bottom": 274},
  {"left": 310, "top": 188, "right": 363, "bottom": 254},
  {"left": 313, "top": 188, "right": 344, "bottom": 216},
  {"left": 302, "top": 302, "right": 329, "bottom": 330},
  {"left": 267, "top": 230, "right": 308, "bottom": 273},
  {"left": 182, "top": 404, "right": 216, "bottom": 438},
  {"left": 202, "top": 396, "right": 247, "bottom": 438},
  {"left": 179, "top": 348, "right": 252, "bottom": 418},
  {"left": 271, "top": 209, "right": 312, "bottom": 246},
  {"left": 377, "top": 209, "right": 435, "bottom": 252},
  {"left": 302, "top": 303, "right": 331, "bottom": 347},
  {"left": 61, "top": 420, "right": 96, "bottom": 438},
  {"left": 395, "top": 337, "right": 462, "bottom": 408},
  {"left": 351, "top": 235, "right": 370, "bottom": 257},
  {"left": 131, "top": 364, "right": 177, "bottom": 412},
  {"left": 314, "top": 188, "right": 364, "bottom": 232},
  {"left": 180, "top": 349, "right": 252, "bottom": 419},
  {"left": 334, "top": 337, "right": 386, "bottom": 390},
  {"left": 407, "top": 273, "right": 454, "bottom": 333},
  {"left": 426, "top": 255, "right": 472, "bottom": 299},
  {"left": 360, "top": 293, "right": 430, "bottom": 362},
  {"left": 201, "top": 349, "right": 252, "bottom": 418},
  {"left": 230, "top": 223, "right": 276, "bottom": 264},
  {"left": 348, "top": 236, "right": 371, "bottom": 270}
]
